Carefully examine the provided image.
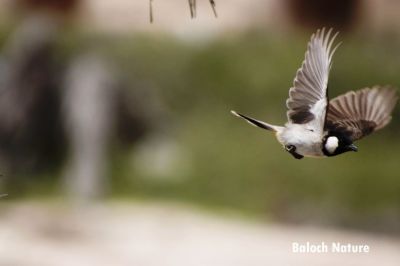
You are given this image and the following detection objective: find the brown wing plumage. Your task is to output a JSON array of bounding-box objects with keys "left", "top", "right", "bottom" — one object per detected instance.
[
  {"left": 326, "top": 86, "right": 398, "bottom": 140},
  {"left": 286, "top": 28, "right": 339, "bottom": 130}
]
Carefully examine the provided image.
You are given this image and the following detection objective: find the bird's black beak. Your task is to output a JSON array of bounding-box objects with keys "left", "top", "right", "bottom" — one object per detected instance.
[{"left": 347, "top": 144, "right": 358, "bottom": 152}]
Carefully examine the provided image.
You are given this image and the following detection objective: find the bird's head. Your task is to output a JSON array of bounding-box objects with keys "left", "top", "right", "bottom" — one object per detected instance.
[{"left": 323, "top": 135, "right": 358, "bottom": 156}]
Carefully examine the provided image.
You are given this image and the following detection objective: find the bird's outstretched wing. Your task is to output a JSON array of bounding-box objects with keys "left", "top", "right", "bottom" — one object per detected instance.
[
  {"left": 286, "top": 28, "right": 339, "bottom": 133},
  {"left": 325, "top": 87, "right": 398, "bottom": 141}
]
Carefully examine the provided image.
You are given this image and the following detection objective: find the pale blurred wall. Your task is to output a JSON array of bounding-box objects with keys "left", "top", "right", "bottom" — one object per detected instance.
[
  {"left": 0, "top": 0, "right": 14, "bottom": 22},
  {"left": 363, "top": 0, "right": 400, "bottom": 32},
  {"left": 76, "top": 0, "right": 400, "bottom": 35},
  {"left": 78, "top": 0, "right": 285, "bottom": 36},
  {"left": 0, "top": 0, "right": 400, "bottom": 35}
]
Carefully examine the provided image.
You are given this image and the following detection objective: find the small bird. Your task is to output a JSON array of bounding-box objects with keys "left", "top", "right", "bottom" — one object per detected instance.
[{"left": 231, "top": 28, "right": 398, "bottom": 159}]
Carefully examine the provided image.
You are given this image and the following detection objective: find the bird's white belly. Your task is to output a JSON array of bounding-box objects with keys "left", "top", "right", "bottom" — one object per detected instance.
[{"left": 276, "top": 125, "right": 325, "bottom": 157}]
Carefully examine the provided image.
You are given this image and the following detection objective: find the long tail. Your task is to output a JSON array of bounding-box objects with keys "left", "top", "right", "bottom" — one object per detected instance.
[{"left": 230, "top": 110, "right": 282, "bottom": 132}]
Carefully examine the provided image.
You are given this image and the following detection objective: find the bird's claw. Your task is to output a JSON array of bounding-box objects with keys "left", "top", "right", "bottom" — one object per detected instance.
[
  {"left": 285, "top": 145, "right": 295, "bottom": 152},
  {"left": 285, "top": 145, "right": 304, "bottom": 159}
]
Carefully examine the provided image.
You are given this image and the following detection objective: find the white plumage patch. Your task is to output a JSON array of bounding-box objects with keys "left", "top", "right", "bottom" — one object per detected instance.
[{"left": 325, "top": 136, "right": 339, "bottom": 154}]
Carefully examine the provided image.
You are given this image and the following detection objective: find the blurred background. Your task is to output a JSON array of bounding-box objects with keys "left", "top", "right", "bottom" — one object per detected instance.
[{"left": 0, "top": 0, "right": 400, "bottom": 265}]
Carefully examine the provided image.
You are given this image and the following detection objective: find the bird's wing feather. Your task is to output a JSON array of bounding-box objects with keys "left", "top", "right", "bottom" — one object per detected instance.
[
  {"left": 325, "top": 86, "right": 398, "bottom": 141},
  {"left": 286, "top": 28, "right": 339, "bottom": 134}
]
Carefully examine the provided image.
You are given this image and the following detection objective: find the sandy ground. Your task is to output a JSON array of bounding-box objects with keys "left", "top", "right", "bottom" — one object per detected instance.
[{"left": 0, "top": 201, "right": 399, "bottom": 266}]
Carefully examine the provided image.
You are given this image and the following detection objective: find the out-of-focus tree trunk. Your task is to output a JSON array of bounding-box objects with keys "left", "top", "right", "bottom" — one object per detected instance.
[
  {"left": 0, "top": 15, "right": 64, "bottom": 174},
  {"left": 63, "top": 55, "right": 116, "bottom": 201},
  {"left": 0, "top": 0, "right": 168, "bottom": 200},
  {"left": 16, "top": 0, "right": 78, "bottom": 15},
  {"left": 286, "top": 0, "right": 361, "bottom": 31}
]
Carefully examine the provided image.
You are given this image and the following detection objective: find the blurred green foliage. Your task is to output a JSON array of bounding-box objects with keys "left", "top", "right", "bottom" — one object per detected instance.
[{"left": 3, "top": 29, "right": 400, "bottom": 233}]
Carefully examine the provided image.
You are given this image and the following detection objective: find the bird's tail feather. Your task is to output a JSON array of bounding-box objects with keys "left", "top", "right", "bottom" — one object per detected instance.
[{"left": 230, "top": 110, "right": 281, "bottom": 132}]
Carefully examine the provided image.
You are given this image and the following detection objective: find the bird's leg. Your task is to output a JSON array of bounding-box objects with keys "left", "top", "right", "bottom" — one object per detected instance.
[{"left": 285, "top": 145, "right": 304, "bottom": 160}]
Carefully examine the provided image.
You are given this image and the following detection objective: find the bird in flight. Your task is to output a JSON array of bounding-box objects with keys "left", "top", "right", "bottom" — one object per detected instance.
[{"left": 231, "top": 28, "right": 398, "bottom": 159}]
